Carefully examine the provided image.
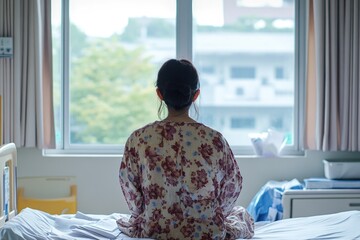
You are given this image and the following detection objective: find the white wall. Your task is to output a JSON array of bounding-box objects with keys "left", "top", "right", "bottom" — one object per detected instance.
[{"left": 16, "top": 148, "right": 360, "bottom": 214}]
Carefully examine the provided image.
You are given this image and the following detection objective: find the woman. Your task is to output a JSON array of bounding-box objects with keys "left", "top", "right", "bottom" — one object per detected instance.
[{"left": 117, "top": 59, "right": 254, "bottom": 239}]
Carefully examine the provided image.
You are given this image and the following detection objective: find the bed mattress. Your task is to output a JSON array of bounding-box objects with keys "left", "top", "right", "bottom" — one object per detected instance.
[{"left": 1, "top": 208, "right": 359, "bottom": 240}]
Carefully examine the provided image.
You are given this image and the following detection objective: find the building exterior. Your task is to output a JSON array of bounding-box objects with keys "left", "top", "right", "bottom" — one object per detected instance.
[{"left": 193, "top": 32, "right": 294, "bottom": 145}]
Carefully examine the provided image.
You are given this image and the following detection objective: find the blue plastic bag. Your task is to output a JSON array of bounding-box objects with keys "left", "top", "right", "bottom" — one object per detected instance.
[{"left": 247, "top": 179, "right": 303, "bottom": 222}]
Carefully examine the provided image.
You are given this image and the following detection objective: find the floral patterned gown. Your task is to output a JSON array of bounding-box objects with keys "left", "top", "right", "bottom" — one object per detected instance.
[{"left": 118, "top": 121, "right": 254, "bottom": 239}]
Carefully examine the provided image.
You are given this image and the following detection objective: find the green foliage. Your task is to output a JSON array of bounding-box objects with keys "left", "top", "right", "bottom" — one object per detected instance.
[
  {"left": 70, "top": 39, "right": 158, "bottom": 144},
  {"left": 119, "top": 18, "right": 142, "bottom": 42},
  {"left": 147, "top": 18, "right": 175, "bottom": 38},
  {"left": 70, "top": 24, "right": 88, "bottom": 57}
]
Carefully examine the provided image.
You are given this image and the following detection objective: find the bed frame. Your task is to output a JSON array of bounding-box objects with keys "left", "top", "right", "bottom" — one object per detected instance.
[{"left": 0, "top": 143, "right": 17, "bottom": 228}]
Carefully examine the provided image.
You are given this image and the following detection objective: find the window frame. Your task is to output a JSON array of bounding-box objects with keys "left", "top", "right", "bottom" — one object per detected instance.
[{"left": 45, "top": 0, "right": 307, "bottom": 156}]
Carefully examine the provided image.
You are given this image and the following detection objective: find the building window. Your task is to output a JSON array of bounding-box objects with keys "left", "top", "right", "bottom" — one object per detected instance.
[
  {"left": 231, "top": 117, "right": 255, "bottom": 129},
  {"left": 200, "top": 66, "right": 215, "bottom": 74},
  {"left": 236, "top": 88, "right": 244, "bottom": 96},
  {"left": 230, "top": 66, "right": 256, "bottom": 79},
  {"left": 271, "top": 117, "right": 284, "bottom": 130},
  {"left": 50, "top": 0, "right": 306, "bottom": 155},
  {"left": 275, "top": 67, "right": 285, "bottom": 79}
]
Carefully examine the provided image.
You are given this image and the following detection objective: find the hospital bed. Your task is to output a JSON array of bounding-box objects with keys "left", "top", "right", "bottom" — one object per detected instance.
[{"left": 0, "top": 143, "right": 359, "bottom": 239}]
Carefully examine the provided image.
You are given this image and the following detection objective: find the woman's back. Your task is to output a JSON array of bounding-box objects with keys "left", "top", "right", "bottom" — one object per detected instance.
[{"left": 118, "top": 121, "right": 253, "bottom": 239}]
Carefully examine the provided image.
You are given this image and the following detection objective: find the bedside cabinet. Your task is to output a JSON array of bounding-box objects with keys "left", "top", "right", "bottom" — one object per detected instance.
[{"left": 282, "top": 189, "right": 360, "bottom": 219}]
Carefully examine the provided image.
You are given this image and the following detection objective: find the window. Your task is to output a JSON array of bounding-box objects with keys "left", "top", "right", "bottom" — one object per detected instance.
[
  {"left": 231, "top": 117, "right": 255, "bottom": 129},
  {"left": 230, "top": 67, "right": 256, "bottom": 79},
  {"left": 50, "top": 0, "right": 306, "bottom": 155},
  {"left": 200, "top": 66, "right": 215, "bottom": 74},
  {"left": 236, "top": 88, "right": 244, "bottom": 96},
  {"left": 51, "top": 0, "right": 176, "bottom": 153},
  {"left": 275, "top": 67, "right": 285, "bottom": 79},
  {"left": 271, "top": 117, "right": 284, "bottom": 130}
]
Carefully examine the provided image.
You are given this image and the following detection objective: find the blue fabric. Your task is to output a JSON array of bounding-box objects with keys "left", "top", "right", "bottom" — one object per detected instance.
[{"left": 247, "top": 179, "right": 303, "bottom": 222}]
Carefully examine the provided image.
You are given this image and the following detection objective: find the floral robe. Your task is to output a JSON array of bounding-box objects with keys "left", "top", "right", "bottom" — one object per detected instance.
[{"left": 118, "top": 121, "right": 254, "bottom": 239}]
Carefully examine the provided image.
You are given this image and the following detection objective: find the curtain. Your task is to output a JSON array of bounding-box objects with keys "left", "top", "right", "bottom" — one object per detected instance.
[
  {"left": 0, "top": 0, "right": 55, "bottom": 148},
  {"left": 306, "top": 0, "right": 360, "bottom": 151}
]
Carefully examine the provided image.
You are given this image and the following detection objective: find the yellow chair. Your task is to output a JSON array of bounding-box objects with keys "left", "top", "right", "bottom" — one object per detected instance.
[{"left": 17, "top": 177, "right": 77, "bottom": 215}]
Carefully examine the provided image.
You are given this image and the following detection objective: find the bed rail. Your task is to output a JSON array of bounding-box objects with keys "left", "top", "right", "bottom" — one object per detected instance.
[{"left": 0, "top": 143, "right": 17, "bottom": 227}]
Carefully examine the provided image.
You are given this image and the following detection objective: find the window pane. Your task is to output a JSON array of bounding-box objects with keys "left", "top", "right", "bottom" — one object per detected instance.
[
  {"left": 68, "top": 0, "right": 176, "bottom": 145},
  {"left": 51, "top": 0, "right": 63, "bottom": 148},
  {"left": 193, "top": 0, "right": 295, "bottom": 146}
]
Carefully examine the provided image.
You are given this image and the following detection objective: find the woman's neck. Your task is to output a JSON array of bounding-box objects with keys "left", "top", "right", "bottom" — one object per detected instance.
[{"left": 164, "top": 108, "right": 196, "bottom": 123}]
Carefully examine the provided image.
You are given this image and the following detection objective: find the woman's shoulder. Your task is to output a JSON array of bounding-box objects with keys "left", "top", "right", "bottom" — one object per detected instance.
[
  {"left": 129, "top": 121, "right": 159, "bottom": 137},
  {"left": 196, "top": 123, "right": 231, "bottom": 147},
  {"left": 177, "top": 121, "right": 227, "bottom": 142},
  {"left": 194, "top": 122, "right": 224, "bottom": 137}
]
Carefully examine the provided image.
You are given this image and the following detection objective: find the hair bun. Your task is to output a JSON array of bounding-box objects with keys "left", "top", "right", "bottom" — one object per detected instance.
[{"left": 163, "top": 86, "right": 192, "bottom": 110}]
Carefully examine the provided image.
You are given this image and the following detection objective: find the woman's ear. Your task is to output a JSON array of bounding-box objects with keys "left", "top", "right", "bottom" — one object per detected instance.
[
  {"left": 156, "top": 88, "right": 163, "bottom": 100},
  {"left": 192, "top": 89, "right": 200, "bottom": 102}
]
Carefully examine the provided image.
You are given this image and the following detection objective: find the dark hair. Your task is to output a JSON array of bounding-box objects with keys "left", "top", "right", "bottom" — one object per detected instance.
[{"left": 156, "top": 59, "right": 199, "bottom": 114}]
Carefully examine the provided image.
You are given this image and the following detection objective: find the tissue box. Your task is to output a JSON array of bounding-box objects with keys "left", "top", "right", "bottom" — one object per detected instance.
[
  {"left": 323, "top": 159, "right": 360, "bottom": 180},
  {"left": 249, "top": 129, "right": 287, "bottom": 157}
]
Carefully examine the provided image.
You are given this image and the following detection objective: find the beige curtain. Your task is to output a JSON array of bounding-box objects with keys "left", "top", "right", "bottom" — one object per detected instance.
[
  {"left": 305, "top": 1, "right": 317, "bottom": 150},
  {"left": 0, "top": 0, "right": 55, "bottom": 148},
  {"left": 306, "top": 0, "right": 360, "bottom": 151}
]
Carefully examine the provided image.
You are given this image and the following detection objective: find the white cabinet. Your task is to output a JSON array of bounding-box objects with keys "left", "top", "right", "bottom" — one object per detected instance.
[{"left": 282, "top": 189, "right": 360, "bottom": 219}]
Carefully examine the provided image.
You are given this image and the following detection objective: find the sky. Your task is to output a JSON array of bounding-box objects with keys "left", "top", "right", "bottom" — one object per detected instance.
[{"left": 52, "top": 0, "right": 224, "bottom": 37}]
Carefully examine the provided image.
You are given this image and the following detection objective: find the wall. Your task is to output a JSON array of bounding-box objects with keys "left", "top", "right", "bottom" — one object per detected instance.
[{"left": 17, "top": 148, "right": 360, "bottom": 214}]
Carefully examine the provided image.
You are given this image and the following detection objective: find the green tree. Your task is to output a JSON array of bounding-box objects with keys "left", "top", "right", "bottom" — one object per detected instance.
[
  {"left": 147, "top": 18, "right": 175, "bottom": 38},
  {"left": 119, "top": 18, "right": 142, "bottom": 42},
  {"left": 70, "top": 39, "right": 158, "bottom": 144},
  {"left": 70, "top": 23, "right": 88, "bottom": 57}
]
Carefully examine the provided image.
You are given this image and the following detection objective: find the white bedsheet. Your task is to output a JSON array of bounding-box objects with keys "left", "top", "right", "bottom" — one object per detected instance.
[
  {"left": 1, "top": 208, "right": 359, "bottom": 240},
  {"left": 253, "top": 210, "right": 360, "bottom": 239}
]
